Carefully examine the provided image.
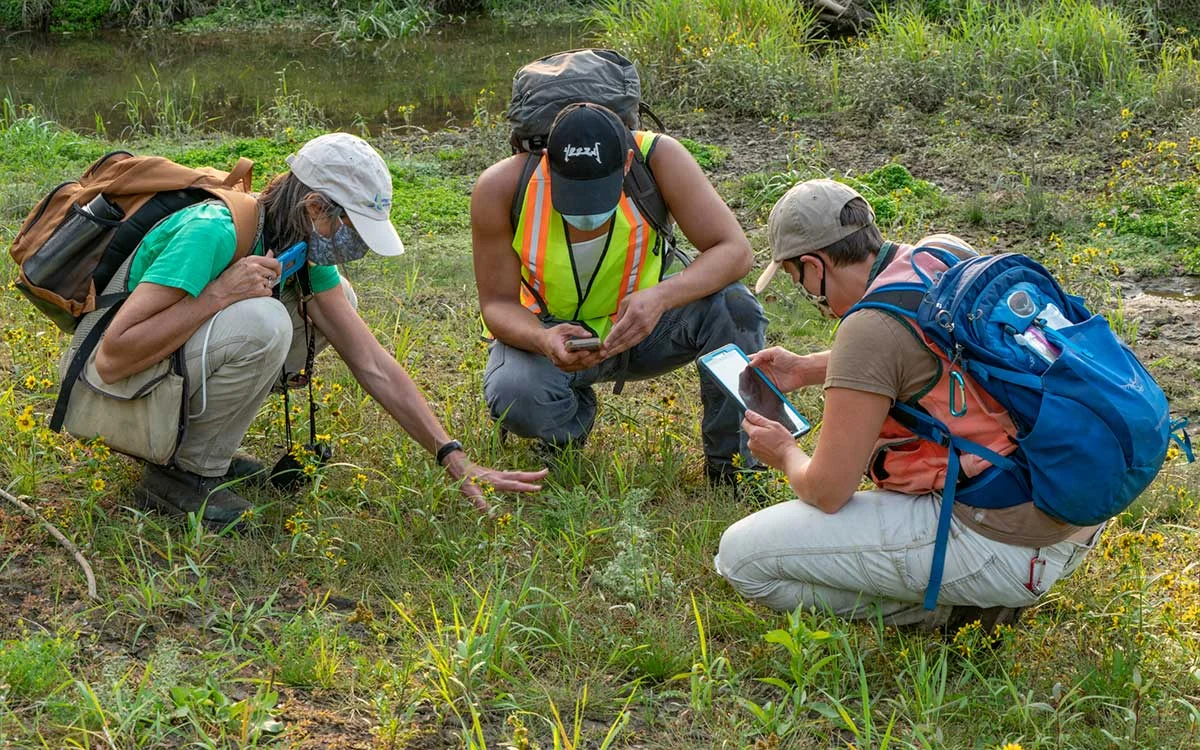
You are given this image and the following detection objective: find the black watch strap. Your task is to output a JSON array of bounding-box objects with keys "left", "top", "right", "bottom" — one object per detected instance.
[{"left": 436, "top": 439, "right": 463, "bottom": 466}]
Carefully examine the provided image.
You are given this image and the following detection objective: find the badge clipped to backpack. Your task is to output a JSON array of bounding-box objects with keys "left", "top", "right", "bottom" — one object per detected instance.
[{"left": 849, "top": 244, "right": 1194, "bottom": 610}]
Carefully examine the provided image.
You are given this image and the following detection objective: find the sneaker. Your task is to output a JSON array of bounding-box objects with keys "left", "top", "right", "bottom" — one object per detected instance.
[{"left": 133, "top": 463, "right": 253, "bottom": 528}]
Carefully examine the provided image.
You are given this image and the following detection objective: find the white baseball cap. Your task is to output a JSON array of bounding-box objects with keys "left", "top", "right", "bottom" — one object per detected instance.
[
  {"left": 286, "top": 133, "right": 404, "bottom": 257},
  {"left": 754, "top": 179, "right": 873, "bottom": 294}
]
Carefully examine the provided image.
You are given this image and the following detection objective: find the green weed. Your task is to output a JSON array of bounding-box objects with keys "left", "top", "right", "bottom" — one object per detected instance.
[{"left": 595, "top": 0, "right": 825, "bottom": 117}]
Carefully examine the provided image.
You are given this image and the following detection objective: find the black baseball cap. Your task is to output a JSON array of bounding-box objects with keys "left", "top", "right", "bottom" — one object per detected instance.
[{"left": 546, "top": 102, "right": 629, "bottom": 217}]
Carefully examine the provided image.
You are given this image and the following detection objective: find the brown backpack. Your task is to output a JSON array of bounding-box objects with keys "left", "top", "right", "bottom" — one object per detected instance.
[{"left": 10, "top": 150, "right": 262, "bottom": 333}]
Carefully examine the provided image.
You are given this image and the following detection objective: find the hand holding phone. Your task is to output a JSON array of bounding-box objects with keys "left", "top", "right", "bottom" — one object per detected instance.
[
  {"left": 564, "top": 336, "right": 601, "bottom": 352},
  {"left": 275, "top": 241, "right": 308, "bottom": 286}
]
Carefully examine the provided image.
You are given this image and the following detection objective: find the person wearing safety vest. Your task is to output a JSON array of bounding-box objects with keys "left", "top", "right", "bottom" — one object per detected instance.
[
  {"left": 471, "top": 103, "right": 766, "bottom": 482},
  {"left": 714, "top": 179, "right": 1103, "bottom": 630}
]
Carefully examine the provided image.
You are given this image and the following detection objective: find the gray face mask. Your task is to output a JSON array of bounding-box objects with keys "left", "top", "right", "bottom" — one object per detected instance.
[
  {"left": 562, "top": 207, "right": 617, "bottom": 232},
  {"left": 308, "top": 217, "right": 370, "bottom": 266}
]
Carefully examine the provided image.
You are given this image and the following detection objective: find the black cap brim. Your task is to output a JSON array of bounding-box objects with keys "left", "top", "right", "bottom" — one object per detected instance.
[{"left": 550, "top": 166, "right": 625, "bottom": 218}]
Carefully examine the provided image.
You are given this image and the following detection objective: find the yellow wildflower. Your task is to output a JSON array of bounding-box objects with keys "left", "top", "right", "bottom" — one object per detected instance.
[
  {"left": 91, "top": 476, "right": 106, "bottom": 492},
  {"left": 16, "top": 411, "right": 35, "bottom": 432},
  {"left": 24, "top": 375, "right": 37, "bottom": 389}
]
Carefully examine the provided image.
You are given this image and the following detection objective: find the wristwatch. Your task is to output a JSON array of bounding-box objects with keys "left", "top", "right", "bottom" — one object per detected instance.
[{"left": 436, "top": 439, "right": 464, "bottom": 466}]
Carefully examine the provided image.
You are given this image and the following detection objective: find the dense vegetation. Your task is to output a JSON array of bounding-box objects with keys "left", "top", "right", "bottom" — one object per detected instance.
[{"left": 1, "top": 1, "right": 1199, "bottom": 747}]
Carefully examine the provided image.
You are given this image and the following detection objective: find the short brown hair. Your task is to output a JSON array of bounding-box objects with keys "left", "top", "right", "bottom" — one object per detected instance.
[{"left": 823, "top": 197, "right": 883, "bottom": 266}]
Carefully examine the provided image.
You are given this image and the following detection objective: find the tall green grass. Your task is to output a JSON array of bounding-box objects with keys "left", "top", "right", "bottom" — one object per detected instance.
[
  {"left": 594, "top": 0, "right": 826, "bottom": 116},
  {"left": 596, "top": 0, "right": 1200, "bottom": 125},
  {"left": 841, "top": 0, "right": 1146, "bottom": 121}
]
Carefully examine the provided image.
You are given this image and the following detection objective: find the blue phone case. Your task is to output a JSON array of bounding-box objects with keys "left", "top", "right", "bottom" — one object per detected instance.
[
  {"left": 697, "top": 343, "right": 812, "bottom": 438},
  {"left": 276, "top": 241, "right": 308, "bottom": 286}
]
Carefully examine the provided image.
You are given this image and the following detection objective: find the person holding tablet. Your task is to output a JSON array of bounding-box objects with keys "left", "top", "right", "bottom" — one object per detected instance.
[{"left": 715, "top": 179, "right": 1102, "bottom": 630}]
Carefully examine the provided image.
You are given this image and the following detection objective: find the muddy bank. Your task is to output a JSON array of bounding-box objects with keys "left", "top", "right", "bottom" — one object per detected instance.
[{"left": 1123, "top": 288, "right": 1200, "bottom": 420}]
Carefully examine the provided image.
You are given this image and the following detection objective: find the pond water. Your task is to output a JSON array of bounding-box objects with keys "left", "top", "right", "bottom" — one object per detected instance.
[{"left": 0, "top": 20, "right": 582, "bottom": 135}]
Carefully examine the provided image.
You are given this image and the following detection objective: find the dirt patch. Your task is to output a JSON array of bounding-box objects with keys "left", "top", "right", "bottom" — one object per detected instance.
[{"left": 1124, "top": 290, "right": 1200, "bottom": 420}]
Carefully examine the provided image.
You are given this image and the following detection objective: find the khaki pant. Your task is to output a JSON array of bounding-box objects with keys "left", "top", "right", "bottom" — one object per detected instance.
[
  {"left": 715, "top": 490, "right": 1101, "bottom": 627},
  {"left": 61, "top": 279, "right": 356, "bottom": 477}
]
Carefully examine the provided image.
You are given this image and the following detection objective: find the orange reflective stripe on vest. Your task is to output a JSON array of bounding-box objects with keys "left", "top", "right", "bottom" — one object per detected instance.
[
  {"left": 519, "top": 157, "right": 552, "bottom": 314},
  {"left": 612, "top": 195, "right": 650, "bottom": 320}
]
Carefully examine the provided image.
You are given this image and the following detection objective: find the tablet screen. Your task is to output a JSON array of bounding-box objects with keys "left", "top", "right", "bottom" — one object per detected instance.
[{"left": 702, "top": 347, "right": 809, "bottom": 436}]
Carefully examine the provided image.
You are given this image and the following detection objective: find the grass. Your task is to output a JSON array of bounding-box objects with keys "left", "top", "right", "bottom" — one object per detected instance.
[
  {"left": 2, "top": 33, "right": 1200, "bottom": 747},
  {"left": 596, "top": 0, "right": 1200, "bottom": 128}
]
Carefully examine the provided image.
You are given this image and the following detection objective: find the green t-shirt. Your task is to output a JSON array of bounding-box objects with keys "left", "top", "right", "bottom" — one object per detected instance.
[{"left": 129, "top": 202, "right": 342, "bottom": 296}]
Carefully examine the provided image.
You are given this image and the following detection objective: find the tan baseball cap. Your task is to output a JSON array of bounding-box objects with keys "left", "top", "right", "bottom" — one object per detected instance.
[
  {"left": 754, "top": 179, "right": 873, "bottom": 294},
  {"left": 286, "top": 133, "right": 405, "bottom": 257}
]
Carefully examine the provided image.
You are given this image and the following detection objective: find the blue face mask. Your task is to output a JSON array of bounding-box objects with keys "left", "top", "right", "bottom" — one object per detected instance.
[
  {"left": 562, "top": 208, "right": 617, "bottom": 232},
  {"left": 308, "top": 218, "right": 370, "bottom": 266}
]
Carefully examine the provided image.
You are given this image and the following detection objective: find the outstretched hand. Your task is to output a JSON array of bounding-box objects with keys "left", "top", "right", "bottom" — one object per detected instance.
[{"left": 444, "top": 454, "right": 548, "bottom": 513}]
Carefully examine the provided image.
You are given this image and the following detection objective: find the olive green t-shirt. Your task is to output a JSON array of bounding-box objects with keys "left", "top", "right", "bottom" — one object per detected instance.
[
  {"left": 825, "top": 234, "right": 1084, "bottom": 547},
  {"left": 129, "top": 202, "right": 342, "bottom": 296}
]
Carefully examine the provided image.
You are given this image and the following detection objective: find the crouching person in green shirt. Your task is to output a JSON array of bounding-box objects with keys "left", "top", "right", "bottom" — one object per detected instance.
[{"left": 64, "top": 133, "right": 546, "bottom": 526}]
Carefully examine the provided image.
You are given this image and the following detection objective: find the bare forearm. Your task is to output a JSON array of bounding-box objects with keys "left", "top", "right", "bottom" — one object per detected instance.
[
  {"left": 800, "top": 350, "right": 830, "bottom": 388},
  {"left": 482, "top": 300, "right": 547, "bottom": 355},
  {"left": 352, "top": 352, "right": 451, "bottom": 456},
  {"left": 97, "top": 294, "right": 223, "bottom": 382},
  {"left": 653, "top": 240, "right": 753, "bottom": 311}
]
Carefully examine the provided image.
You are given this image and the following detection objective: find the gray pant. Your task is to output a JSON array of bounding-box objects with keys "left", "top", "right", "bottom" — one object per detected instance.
[
  {"left": 174, "top": 279, "right": 357, "bottom": 475},
  {"left": 484, "top": 283, "right": 766, "bottom": 467}
]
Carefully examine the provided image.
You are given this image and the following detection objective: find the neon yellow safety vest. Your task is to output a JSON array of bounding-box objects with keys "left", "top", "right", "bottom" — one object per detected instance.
[{"left": 512, "top": 131, "right": 665, "bottom": 340}]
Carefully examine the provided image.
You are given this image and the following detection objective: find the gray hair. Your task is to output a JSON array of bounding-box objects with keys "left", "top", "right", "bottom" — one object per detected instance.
[{"left": 258, "top": 172, "right": 341, "bottom": 251}]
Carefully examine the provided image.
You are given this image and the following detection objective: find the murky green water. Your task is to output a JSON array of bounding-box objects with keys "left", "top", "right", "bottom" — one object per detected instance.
[{"left": 0, "top": 20, "right": 582, "bottom": 135}]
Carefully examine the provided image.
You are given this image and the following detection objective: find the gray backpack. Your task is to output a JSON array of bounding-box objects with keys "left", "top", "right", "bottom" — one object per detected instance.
[{"left": 507, "top": 48, "right": 675, "bottom": 256}]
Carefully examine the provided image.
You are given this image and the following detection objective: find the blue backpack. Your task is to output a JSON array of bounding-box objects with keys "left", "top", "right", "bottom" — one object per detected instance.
[{"left": 852, "top": 247, "right": 1193, "bottom": 610}]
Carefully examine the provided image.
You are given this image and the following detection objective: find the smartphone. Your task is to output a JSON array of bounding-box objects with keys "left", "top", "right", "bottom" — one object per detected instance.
[
  {"left": 564, "top": 336, "right": 601, "bottom": 352},
  {"left": 276, "top": 241, "right": 308, "bottom": 286},
  {"left": 697, "top": 344, "right": 811, "bottom": 438}
]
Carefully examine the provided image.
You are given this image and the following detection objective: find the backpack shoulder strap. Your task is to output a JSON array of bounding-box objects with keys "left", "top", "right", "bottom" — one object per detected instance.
[
  {"left": 509, "top": 152, "right": 543, "bottom": 235},
  {"left": 623, "top": 132, "right": 672, "bottom": 241},
  {"left": 217, "top": 190, "right": 264, "bottom": 258}
]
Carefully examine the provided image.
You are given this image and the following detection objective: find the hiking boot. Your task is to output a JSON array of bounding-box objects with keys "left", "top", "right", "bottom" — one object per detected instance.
[
  {"left": 133, "top": 463, "right": 253, "bottom": 528},
  {"left": 222, "top": 454, "right": 266, "bottom": 486},
  {"left": 705, "top": 459, "right": 767, "bottom": 487},
  {"left": 943, "top": 605, "right": 1026, "bottom": 635}
]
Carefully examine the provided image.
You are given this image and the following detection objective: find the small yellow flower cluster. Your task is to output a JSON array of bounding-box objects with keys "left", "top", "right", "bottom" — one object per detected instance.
[{"left": 15, "top": 405, "right": 36, "bottom": 432}]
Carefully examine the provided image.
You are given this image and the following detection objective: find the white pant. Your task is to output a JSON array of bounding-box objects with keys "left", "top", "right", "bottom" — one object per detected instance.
[{"left": 715, "top": 490, "right": 1098, "bottom": 627}]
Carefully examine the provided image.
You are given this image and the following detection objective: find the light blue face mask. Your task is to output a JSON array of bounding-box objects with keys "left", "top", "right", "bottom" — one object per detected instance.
[{"left": 562, "top": 208, "right": 617, "bottom": 232}]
